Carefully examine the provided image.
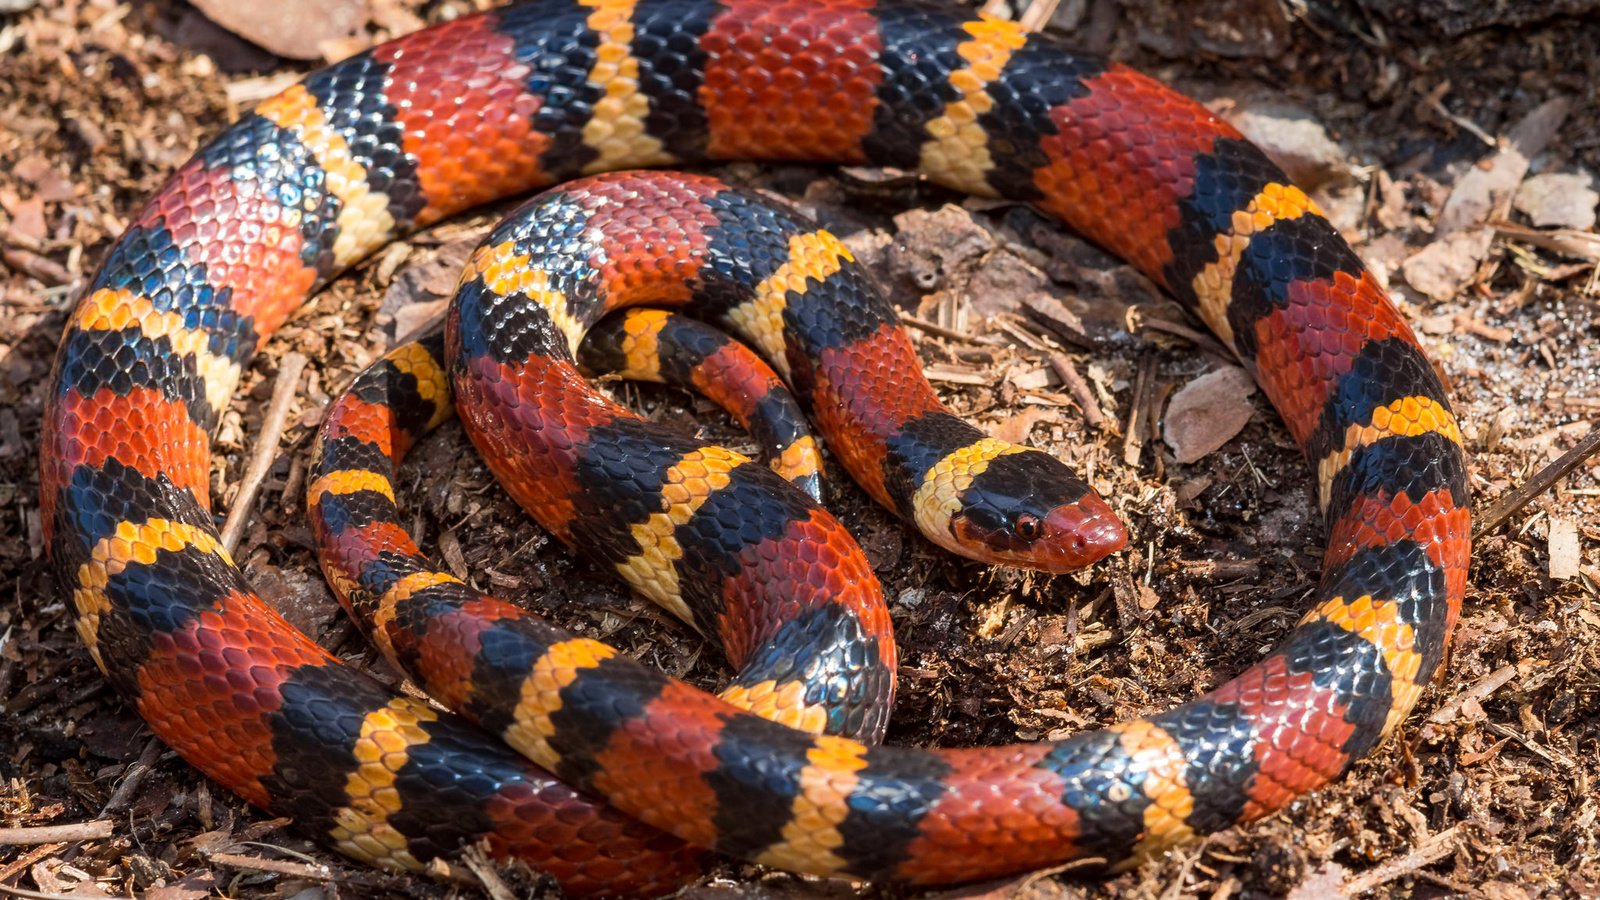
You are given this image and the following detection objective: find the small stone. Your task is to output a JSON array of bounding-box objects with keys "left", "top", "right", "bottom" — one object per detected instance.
[{"left": 1226, "top": 101, "right": 1350, "bottom": 190}]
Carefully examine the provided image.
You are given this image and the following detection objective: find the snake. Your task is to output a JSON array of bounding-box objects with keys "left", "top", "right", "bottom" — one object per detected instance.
[{"left": 40, "top": 0, "right": 1472, "bottom": 895}]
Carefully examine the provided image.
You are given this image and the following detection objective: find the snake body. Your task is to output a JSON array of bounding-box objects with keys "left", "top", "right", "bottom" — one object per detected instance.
[
  {"left": 581, "top": 306, "right": 829, "bottom": 504},
  {"left": 42, "top": 0, "right": 1471, "bottom": 894}
]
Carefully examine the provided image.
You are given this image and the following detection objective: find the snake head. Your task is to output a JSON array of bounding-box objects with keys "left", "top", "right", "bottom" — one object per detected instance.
[{"left": 918, "top": 445, "right": 1126, "bottom": 573}]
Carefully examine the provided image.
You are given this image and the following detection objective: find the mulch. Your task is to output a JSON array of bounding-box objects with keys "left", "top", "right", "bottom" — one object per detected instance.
[{"left": 2, "top": 1, "right": 1598, "bottom": 897}]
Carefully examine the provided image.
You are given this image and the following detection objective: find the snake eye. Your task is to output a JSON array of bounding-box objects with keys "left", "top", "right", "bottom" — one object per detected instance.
[{"left": 1014, "top": 513, "right": 1042, "bottom": 541}]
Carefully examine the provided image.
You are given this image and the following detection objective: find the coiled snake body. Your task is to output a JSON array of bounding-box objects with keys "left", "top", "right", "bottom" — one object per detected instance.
[{"left": 42, "top": 1, "right": 1471, "bottom": 895}]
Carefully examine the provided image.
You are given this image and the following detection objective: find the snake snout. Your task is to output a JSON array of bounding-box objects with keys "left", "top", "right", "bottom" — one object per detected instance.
[{"left": 1038, "top": 494, "right": 1127, "bottom": 573}]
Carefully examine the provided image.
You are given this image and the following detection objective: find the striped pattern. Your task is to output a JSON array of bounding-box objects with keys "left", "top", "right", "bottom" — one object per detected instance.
[
  {"left": 577, "top": 0, "right": 678, "bottom": 173},
  {"left": 916, "top": 16, "right": 1031, "bottom": 196},
  {"left": 909, "top": 436, "right": 1029, "bottom": 541},
  {"left": 613, "top": 446, "right": 752, "bottom": 624},
  {"left": 580, "top": 308, "right": 826, "bottom": 501},
  {"left": 255, "top": 85, "right": 398, "bottom": 266},
  {"left": 1190, "top": 181, "right": 1323, "bottom": 350},
  {"left": 732, "top": 229, "right": 855, "bottom": 379},
  {"left": 329, "top": 699, "right": 437, "bottom": 867},
  {"left": 42, "top": 1, "right": 1469, "bottom": 895}
]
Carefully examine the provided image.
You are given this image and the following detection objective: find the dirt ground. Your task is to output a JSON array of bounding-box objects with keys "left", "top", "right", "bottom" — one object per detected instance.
[{"left": 2, "top": 0, "right": 1599, "bottom": 897}]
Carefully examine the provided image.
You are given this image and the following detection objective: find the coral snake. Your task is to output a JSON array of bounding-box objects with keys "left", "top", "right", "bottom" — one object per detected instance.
[{"left": 41, "top": 0, "right": 1471, "bottom": 895}]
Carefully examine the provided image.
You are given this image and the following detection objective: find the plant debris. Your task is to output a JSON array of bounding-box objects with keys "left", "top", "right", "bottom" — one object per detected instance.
[{"left": 2, "top": 1, "right": 1599, "bottom": 898}]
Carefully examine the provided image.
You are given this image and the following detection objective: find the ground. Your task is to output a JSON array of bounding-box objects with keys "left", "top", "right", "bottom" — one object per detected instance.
[{"left": 2, "top": 0, "right": 1598, "bottom": 897}]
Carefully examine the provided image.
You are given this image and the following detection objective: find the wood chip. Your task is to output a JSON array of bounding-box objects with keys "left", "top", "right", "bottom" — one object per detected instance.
[
  {"left": 0, "top": 820, "right": 114, "bottom": 845},
  {"left": 223, "top": 71, "right": 304, "bottom": 109},
  {"left": 1047, "top": 352, "right": 1107, "bottom": 430},
  {"left": 923, "top": 363, "right": 991, "bottom": 386},
  {"left": 1549, "top": 517, "right": 1581, "bottom": 580},
  {"left": 1404, "top": 97, "right": 1571, "bottom": 301}
]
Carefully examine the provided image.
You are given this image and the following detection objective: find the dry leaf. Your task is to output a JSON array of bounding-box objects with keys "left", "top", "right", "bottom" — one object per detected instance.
[
  {"left": 189, "top": 0, "right": 369, "bottom": 60},
  {"left": 1286, "top": 862, "right": 1348, "bottom": 900},
  {"left": 1163, "top": 366, "right": 1256, "bottom": 464},
  {"left": 992, "top": 407, "right": 1053, "bottom": 445},
  {"left": 1515, "top": 171, "right": 1598, "bottom": 230}
]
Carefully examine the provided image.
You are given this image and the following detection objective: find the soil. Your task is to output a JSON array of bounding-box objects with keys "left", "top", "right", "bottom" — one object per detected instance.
[{"left": 2, "top": 1, "right": 1598, "bottom": 898}]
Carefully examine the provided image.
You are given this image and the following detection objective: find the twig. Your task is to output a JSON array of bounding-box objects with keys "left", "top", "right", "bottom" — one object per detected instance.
[
  {"left": 1492, "top": 220, "right": 1600, "bottom": 262},
  {"left": 1020, "top": 296, "right": 1096, "bottom": 351},
  {"left": 1122, "top": 354, "right": 1154, "bottom": 467},
  {"left": 207, "top": 851, "right": 333, "bottom": 881},
  {"left": 1018, "top": 0, "right": 1062, "bottom": 31},
  {"left": 0, "top": 248, "right": 74, "bottom": 286},
  {"left": 980, "top": 0, "right": 1059, "bottom": 29},
  {"left": 99, "top": 737, "right": 163, "bottom": 816},
  {"left": 0, "top": 883, "right": 92, "bottom": 900},
  {"left": 221, "top": 352, "right": 308, "bottom": 554},
  {"left": 0, "top": 223, "right": 49, "bottom": 254},
  {"left": 208, "top": 847, "right": 426, "bottom": 890},
  {"left": 1423, "top": 83, "right": 1496, "bottom": 148},
  {"left": 1485, "top": 722, "right": 1576, "bottom": 768},
  {"left": 0, "top": 821, "right": 113, "bottom": 845},
  {"left": 1179, "top": 558, "right": 1261, "bottom": 581},
  {"left": 992, "top": 313, "right": 1050, "bottom": 351},
  {"left": 1013, "top": 856, "right": 1105, "bottom": 891},
  {"left": 1342, "top": 825, "right": 1461, "bottom": 895},
  {"left": 1047, "top": 352, "right": 1107, "bottom": 430},
  {"left": 1138, "top": 316, "right": 1233, "bottom": 360},
  {"left": 1474, "top": 424, "right": 1600, "bottom": 539},
  {"left": 460, "top": 844, "right": 519, "bottom": 900},
  {"left": 1427, "top": 664, "right": 1518, "bottom": 725},
  {"left": 898, "top": 310, "right": 972, "bottom": 342},
  {"left": 1158, "top": 839, "right": 1206, "bottom": 900}
]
